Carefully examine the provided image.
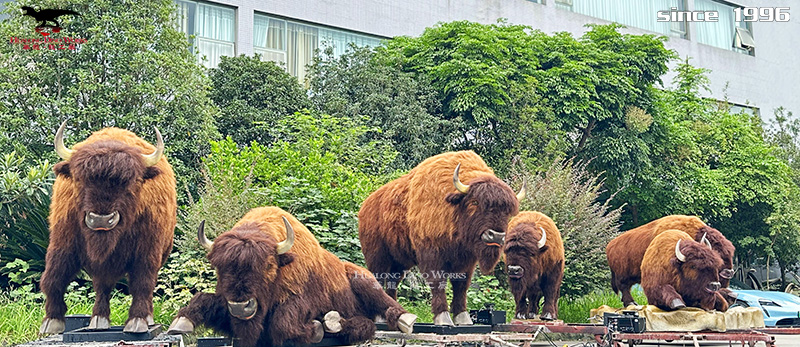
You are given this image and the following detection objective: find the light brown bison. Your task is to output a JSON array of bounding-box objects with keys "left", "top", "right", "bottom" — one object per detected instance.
[
  {"left": 504, "top": 211, "right": 565, "bottom": 321},
  {"left": 641, "top": 230, "right": 729, "bottom": 311},
  {"left": 40, "top": 122, "right": 176, "bottom": 334},
  {"left": 167, "top": 207, "right": 415, "bottom": 347},
  {"left": 359, "top": 151, "right": 524, "bottom": 326},
  {"left": 606, "top": 215, "right": 735, "bottom": 307}
]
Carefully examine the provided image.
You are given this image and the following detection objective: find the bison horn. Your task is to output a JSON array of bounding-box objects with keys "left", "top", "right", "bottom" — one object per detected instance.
[
  {"left": 276, "top": 216, "right": 295, "bottom": 255},
  {"left": 516, "top": 178, "right": 527, "bottom": 202},
  {"left": 141, "top": 127, "right": 164, "bottom": 167},
  {"left": 700, "top": 233, "right": 712, "bottom": 249},
  {"left": 453, "top": 163, "right": 470, "bottom": 194},
  {"left": 675, "top": 239, "right": 686, "bottom": 262},
  {"left": 538, "top": 227, "right": 547, "bottom": 249},
  {"left": 197, "top": 220, "right": 213, "bottom": 251},
  {"left": 54, "top": 120, "right": 74, "bottom": 160}
]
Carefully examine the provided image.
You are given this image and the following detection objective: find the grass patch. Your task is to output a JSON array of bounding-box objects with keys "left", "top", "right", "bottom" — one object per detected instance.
[{"left": 559, "top": 288, "right": 648, "bottom": 324}]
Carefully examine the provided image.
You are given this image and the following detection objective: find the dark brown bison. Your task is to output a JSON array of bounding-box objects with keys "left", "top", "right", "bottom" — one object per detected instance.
[
  {"left": 504, "top": 211, "right": 564, "bottom": 321},
  {"left": 40, "top": 122, "right": 176, "bottom": 334},
  {"left": 641, "top": 230, "right": 729, "bottom": 312},
  {"left": 606, "top": 215, "right": 735, "bottom": 307},
  {"left": 167, "top": 207, "right": 415, "bottom": 347},
  {"left": 359, "top": 151, "right": 523, "bottom": 326}
]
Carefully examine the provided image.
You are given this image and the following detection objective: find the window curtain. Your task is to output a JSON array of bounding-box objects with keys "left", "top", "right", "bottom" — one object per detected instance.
[
  {"left": 695, "top": 0, "right": 735, "bottom": 50},
  {"left": 254, "top": 15, "right": 285, "bottom": 50},
  {"left": 318, "top": 28, "right": 381, "bottom": 58},
  {"left": 572, "top": 0, "right": 682, "bottom": 36},
  {"left": 174, "top": 1, "right": 191, "bottom": 35},
  {"left": 287, "top": 22, "right": 318, "bottom": 83},
  {"left": 195, "top": 3, "right": 235, "bottom": 68}
]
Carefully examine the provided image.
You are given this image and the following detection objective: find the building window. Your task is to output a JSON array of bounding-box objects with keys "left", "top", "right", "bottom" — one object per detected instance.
[
  {"left": 555, "top": 0, "right": 687, "bottom": 39},
  {"left": 176, "top": 0, "right": 236, "bottom": 68},
  {"left": 694, "top": 0, "right": 753, "bottom": 54},
  {"left": 253, "top": 13, "right": 382, "bottom": 82}
]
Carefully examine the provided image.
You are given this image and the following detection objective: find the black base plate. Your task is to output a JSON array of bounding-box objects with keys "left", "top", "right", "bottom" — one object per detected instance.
[
  {"left": 62, "top": 325, "right": 163, "bottom": 342},
  {"left": 199, "top": 335, "right": 349, "bottom": 347},
  {"left": 375, "top": 322, "right": 492, "bottom": 335}
]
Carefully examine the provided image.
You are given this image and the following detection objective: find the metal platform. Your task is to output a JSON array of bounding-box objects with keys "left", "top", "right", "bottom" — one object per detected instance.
[{"left": 374, "top": 331, "right": 540, "bottom": 347}]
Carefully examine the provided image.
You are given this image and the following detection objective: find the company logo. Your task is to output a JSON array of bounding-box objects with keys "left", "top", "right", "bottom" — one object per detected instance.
[{"left": 9, "top": 6, "right": 86, "bottom": 51}]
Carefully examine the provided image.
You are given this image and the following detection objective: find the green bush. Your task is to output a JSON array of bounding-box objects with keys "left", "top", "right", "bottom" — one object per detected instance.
[{"left": 515, "top": 159, "right": 623, "bottom": 297}]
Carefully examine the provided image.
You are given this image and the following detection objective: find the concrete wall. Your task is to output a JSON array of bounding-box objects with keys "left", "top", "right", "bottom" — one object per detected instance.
[{"left": 219, "top": 0, "right": 799, "bottom": 118}]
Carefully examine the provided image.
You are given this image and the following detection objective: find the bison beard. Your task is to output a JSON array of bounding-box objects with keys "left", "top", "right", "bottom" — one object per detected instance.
[
  {"left": 168, "top": 207, "right": 414, "bottom": 347},
  {"left": 640, "top": 230, "right": 729, "bottom": 312},
  {"left": 40, "top": 122, "right": 176, "bottom": 334},
  {"left": 606, "top": 215, "right": 736, "bottom": 307},
  {"left": 504, "top": 211, "right": 565, "bottom": 321},
  {"left": 359, "top": 151, "right": 522, "bottom": 326}
]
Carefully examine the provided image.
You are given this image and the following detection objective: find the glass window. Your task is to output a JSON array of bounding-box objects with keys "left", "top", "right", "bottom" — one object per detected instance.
[
  {"left": 557, "top": 0, "right": 686, "bottom": 38},
  {"left": 695, "top": 0, "right": 753, "bottom": 54},
  {"left": 253, "top": 13, "right": 382, "bottom": 82},
  {"left": 176, "top": 0, "right": 236, "bottom": 68}
]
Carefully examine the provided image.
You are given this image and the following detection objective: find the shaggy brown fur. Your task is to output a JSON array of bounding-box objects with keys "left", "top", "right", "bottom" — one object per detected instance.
[
  {"left": 641, "top": 230, "right": 728, "bottom": 312},
  {"left": 504, "top": 211, "right": 565, "bottom": 321},
  {"left": 41, "top": 127, "right": 176, "bottom": 331},
  {"left": 359, "top": 151, "right": 520, "bottom": 322},
  {"left": 173, "top": 207, "right": 410, "bottom": 347},
  {"left": 606, "top": 215, "right": 735, "bottom": 306}
]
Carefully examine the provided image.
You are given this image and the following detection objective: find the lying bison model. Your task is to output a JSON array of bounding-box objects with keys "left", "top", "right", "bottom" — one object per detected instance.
[
  {"left": 167, "top": 207, "right": 415, "bottom": 347},
  {"left": 504, "top": 211, "right": 565, "bottom": 321},
  {"left": 641, "top": 230, "right": 729, "bottom": 312},
  {"left": 359, "top": 151, "right": 524, "bottom": 326},
  {"left": 40, "top": 122, "right": 176, "bottom": 334},
  {"left": 606, "top": 215, "right": 735, "bottom": 307}
]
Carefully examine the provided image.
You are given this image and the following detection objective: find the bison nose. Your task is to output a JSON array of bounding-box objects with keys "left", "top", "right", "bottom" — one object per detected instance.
[
  {"left": 508, "top": 265, "right": 523, "bottom": 278},
  {"left": 481, "top": 229, "right": 505, "bottom": 247},
  {"left": 85, "top": 211, "right": 120, "bottom": 231},
  {"left": 228, "top": 298, "right": 258, "bottom": 320},
  {"left": 705, "top": 281, "right": 721, "bottom": 293},
  {"left": 720, "top": 268, "right": 734, "bottom": 279}
]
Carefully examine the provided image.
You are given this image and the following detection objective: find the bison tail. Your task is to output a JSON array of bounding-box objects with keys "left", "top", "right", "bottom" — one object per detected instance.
[{"left": 611, "top": 271, "right": 619, "bottom": 294}]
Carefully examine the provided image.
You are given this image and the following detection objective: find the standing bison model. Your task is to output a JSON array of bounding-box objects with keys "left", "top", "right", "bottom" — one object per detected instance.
[
  {"left": 358, "top": 151, "right": 524, "bottom": 326},
  {"left": 606, "top": 215, "right": 735, "bottom": 307},
  {"left": 504, "top": 211, "right": 565, "bottom": 321},
  {"left": 641, "top": 230, "right": 729, "bottom": 312},
  {"left": 40, "top": 122, "right": 176, "bottom": 334},
  {"left": 167, "top": 207, "right": 415, "bottom": 347}
]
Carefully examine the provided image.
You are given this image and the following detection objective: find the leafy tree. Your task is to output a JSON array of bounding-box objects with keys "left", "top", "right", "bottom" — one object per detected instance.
[
  {"left": 308, "top": 46, "right": 452, "bottom": 169},
  {"left": 0, "top": 0, "right": 218, "bottom": 196},
  {"left": 209, "top": 55, "right": 311, "bottom": 146}
]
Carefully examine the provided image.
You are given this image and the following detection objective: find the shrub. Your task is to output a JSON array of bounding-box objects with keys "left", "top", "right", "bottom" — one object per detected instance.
[{"left": 515, "top": 159, "right": 623, "bottom": 297}]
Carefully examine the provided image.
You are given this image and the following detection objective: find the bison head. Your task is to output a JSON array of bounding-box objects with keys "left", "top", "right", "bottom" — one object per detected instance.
[
  {"left": 503, "top": 223, "right": 548, "bottom": 284},
  {"left": 446, "top": 163, "right": 523, "bottom": 274},
  {"left": 673, "top": 238, "right": 724, "bottom": 310},
  {"left": 198, "top": 218, "right": 295, "bottom": 327},
  {"left": 695, "top": 227, "right": 736, "bottom": 288},
  {"left": 53, "top": 121, "right": 164, "bottom": 232}
]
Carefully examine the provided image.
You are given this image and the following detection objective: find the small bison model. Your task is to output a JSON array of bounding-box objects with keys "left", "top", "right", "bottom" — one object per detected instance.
[
  {"left": 167, "top": 207, "right": 415, "bottom": 347},
  {"left": 504, "top": 211, "right": 565, "bottom": 321},
  {"left": 641, "top": 230, "right": 729, "bottom": 312},
  {"left": 40, "top": 122, "right": 176, "bottom": 334},
  {"left": 606, "top": 215, "right": 735, "bottom": 307},
  {"left": 359, "top": 151, "right": 524, "bottom": 326}
]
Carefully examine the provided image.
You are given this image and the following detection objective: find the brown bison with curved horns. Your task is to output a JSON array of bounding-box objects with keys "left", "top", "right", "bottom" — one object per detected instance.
[
  {"left": 606, "top": 215, "right": 735, "bottom": 307},
  {"left": 504, "top": 211, "right": 565, "bottom": 321},
  {"left": 167, "top": 207, "right": 416, "bottom": 347},
  {"left": 40, "top": 121, "right": 176, "bottom": 334},
  {"left": 641, "top": 230, "right": 729, "bottom": 311},
  {"left": 359, "top": 151, "right": 524, "bottom": 326}
]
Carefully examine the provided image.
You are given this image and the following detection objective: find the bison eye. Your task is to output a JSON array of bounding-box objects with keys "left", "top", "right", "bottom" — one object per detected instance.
[{"left": 470, "top": 200, "right": 478, "bottom": 206}]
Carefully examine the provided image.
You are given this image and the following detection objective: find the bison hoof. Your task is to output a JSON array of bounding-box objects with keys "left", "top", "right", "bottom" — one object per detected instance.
[
  {"left": 454, "top": 311, "right": 473, "bottom": 325},
  {"left": 514, "top": 312, "right": 527, "bottom": 320},
  {"left": 526, "top": 313, "right": 538, "bottom": 320},
  {"left": 540, "top": 312, "right": 555, "bottom": 321},
  {"left": 146, "top": 314, "right": 155, "bottom": 326},
  {"left": 623, "top": 301, "right": 638, "bottom": 307},
  {"left": 311, "top": 320, "right": 324, "bottom": 344},
  {"left": 167, "top": 317, "right": 194, "bottom": 334},
  {"left": 669, "top": 298, "right": 686, "bottom": 310},
  {"left": 374, "top": 315, "right": 387, "bottom": 323},
  {"left": 323, "top": 311, "right": 342, "bottom": 333},
  {"left": 433, "top": 312, "right": 454, "bottom": 326},
  {"left": 398, "top": 313, "right": 417, "bottom": 334},
  {"left": 39, "top": 318, "right": 65, "bottom": 335},
  {"left": 124, "top": 317, "right": 149, "bottom": 333},
  {"left": 88, "top": 315, "right": 110, "bottom": 330}
]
